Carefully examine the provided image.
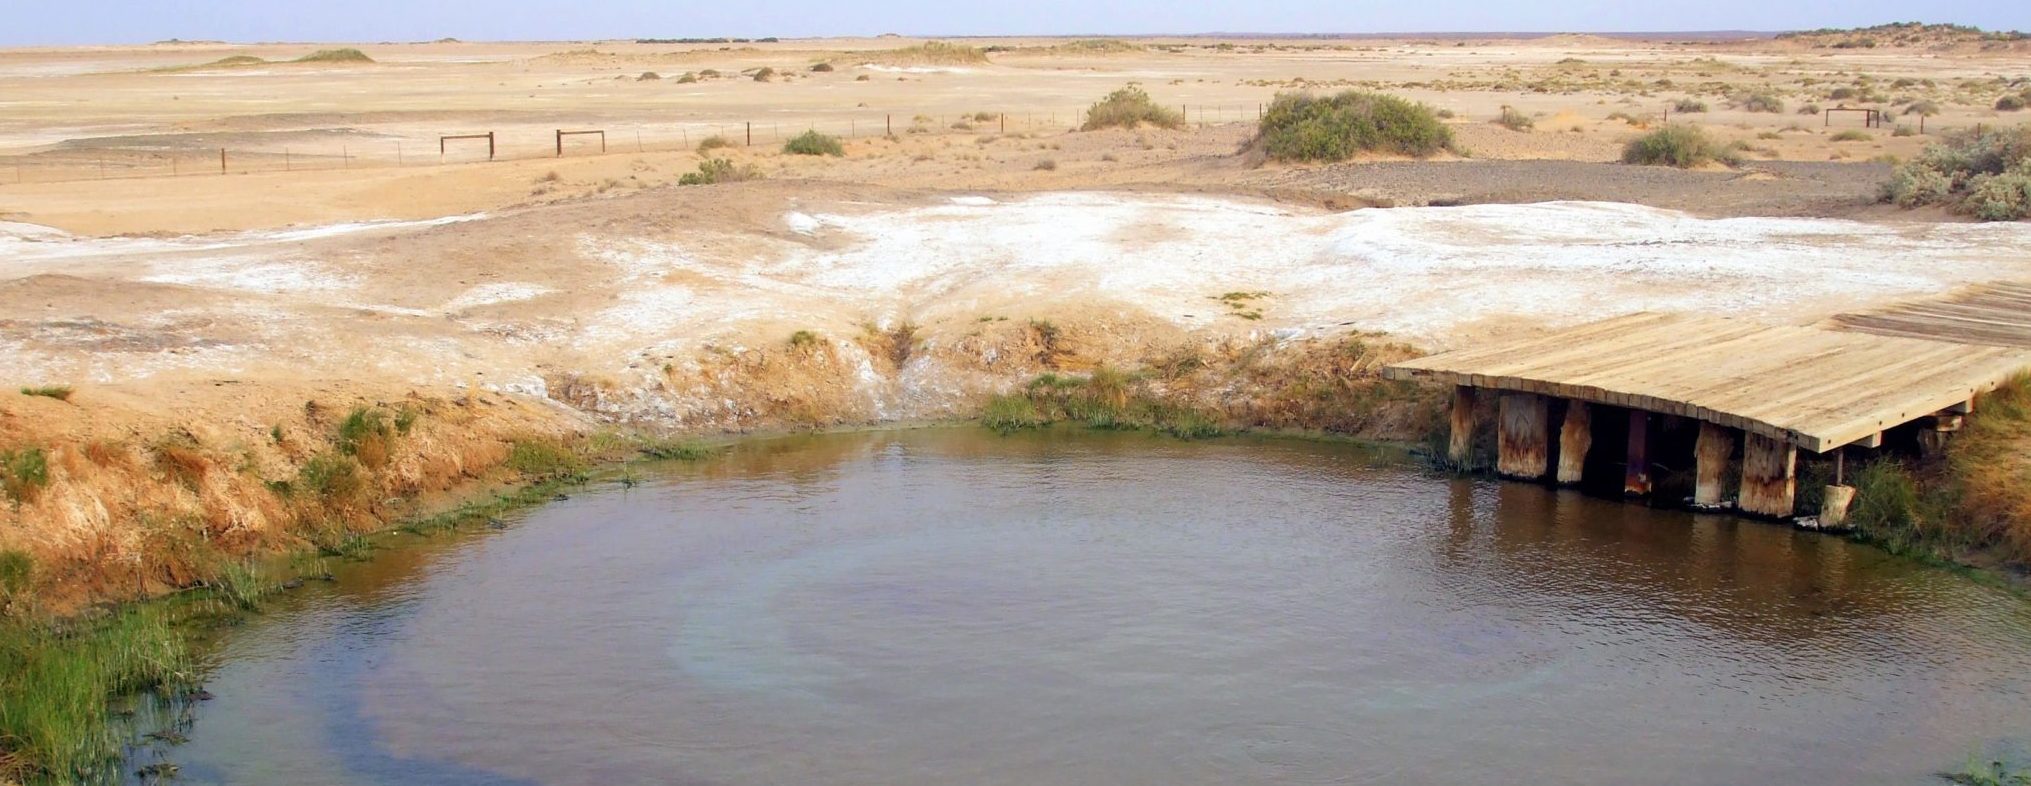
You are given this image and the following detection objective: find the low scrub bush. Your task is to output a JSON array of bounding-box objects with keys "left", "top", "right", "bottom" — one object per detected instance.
[
  {"left": 1880, "top": 124, "right": 2031, "bottom": 220},
  {"left": 1494, "top": 105, "right": 1534, "bottom": 131},
  {"left": 783, "top": 130, "right": 844, "bottom": 156},
  {"left": 1081, "top": 85, "right": 1183, "bottom": 131},
  {"left": 294, "top": 48, "right": 373, "bottom": 63},
  {"left": 1730, "top": 90, "right": 1785, "bottom": 113},
  {"left": 1253, "top": 90, "right": 1455, "bottom": 162},
  {"left": 1999, "top": 95, "right": 2028, "bottom": 112},
  {"left": 1621, "top": 124, "right": 1731, "bottom": 168},
  {"left": 678, "top": 157, "right": 761, "bottom": 185},
  {"left": 1905, "top": 99, "right": 1941, "bottom": 116},
  {"left": 1672, "top": 98, "right": 1709, "bottom": 113}
]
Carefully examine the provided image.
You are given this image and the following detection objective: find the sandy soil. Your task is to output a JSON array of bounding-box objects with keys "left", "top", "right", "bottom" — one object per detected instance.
[{"left": 1, "top": 35, "right": 2025, "bottom": 233}]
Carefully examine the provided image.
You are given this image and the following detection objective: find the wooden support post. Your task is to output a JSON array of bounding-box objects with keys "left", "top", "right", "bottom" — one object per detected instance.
[
  {"left": 1740, "top": 434, "right": 1797, "bottom": 518},
  {"left": 1624, "top": 410, "right": 1651, "bottom": 497},
  {"left": 1693, "top": 421, "right": 1735, "bottom": 508},
  {"left": 1497, "top": 393, "right": 1550, "bottom": 480},
  {"left": 1820, "top": 484, "right": 1857, "bottom": 529},
  {"left": 219, "top": 148, "right": 227, "bottom": 175},
  {"left": 1448, "top": 386, "right": 1477, "bottom": 468},
  {"left": 1556, "top": 400, "right": 1592, "bottom": 485}
]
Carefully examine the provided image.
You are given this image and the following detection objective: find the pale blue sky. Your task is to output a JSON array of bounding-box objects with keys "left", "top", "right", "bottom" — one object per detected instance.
[{"left": 8, "top": 0, "right": 2027, "bottom": 47}]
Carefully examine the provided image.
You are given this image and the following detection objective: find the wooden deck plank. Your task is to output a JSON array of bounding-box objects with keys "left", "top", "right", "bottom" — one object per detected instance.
[{"left": 1382, "top": 307, "right": 2031, "bottom": 454}]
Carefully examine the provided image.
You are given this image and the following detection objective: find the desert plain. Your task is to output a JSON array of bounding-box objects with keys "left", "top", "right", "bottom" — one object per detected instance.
[{"left": 3, "top": 29, "right": 2031, "bottom": 605}]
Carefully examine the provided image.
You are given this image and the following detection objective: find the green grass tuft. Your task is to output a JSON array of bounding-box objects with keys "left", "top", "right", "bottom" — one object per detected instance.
[
  {"left": 19, "top": 386, "right": 72, "bottom": 402},
  {"left": 2, "top": 447, "right": 50, "bottom": 502},
  {"left": 0, "top": 610, "right": 196, "bottom": 783},
  {"left": 504, "top": 439, "right": 586, "bottom": 480}
]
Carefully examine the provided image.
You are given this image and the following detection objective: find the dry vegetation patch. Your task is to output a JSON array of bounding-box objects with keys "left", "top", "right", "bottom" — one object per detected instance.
[{"left": 1252, "top": 90, "right": 1456, "bottom": 162}]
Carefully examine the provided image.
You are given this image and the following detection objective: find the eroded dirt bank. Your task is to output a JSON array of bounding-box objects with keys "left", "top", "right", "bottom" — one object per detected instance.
[{"left": 7, "top": 183, "right": 2031, "bottom": 608}]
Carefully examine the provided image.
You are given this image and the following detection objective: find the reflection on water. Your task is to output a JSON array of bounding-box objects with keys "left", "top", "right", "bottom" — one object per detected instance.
[{"left": 159, "top": 428, "right": 2031, "bottom": 785}]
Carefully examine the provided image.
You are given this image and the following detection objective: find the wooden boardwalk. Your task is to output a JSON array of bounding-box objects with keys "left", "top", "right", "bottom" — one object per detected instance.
[
  {"left": 1382, "top": 311, "right": 2031, "bottom": 454},
  {"left": 1827, "top": 282, "right": 2031, "bottom": 349}
]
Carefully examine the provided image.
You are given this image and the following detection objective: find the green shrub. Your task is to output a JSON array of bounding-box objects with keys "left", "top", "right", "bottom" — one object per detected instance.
[
  {"left": 1494, "top": 105, "right": 1534, "bottom": 131},
  {"left": 1882, "top": 164, "right": 1954, "bottom": 207},
  {"left": 788, "top": 329, "right": 821, "bottom": 347},
  {"left": 752, "top": 66, "right": 776, "bottom": 82},
  {"left": 1621, "top": 124, "right": 1729, "bottom": 168},
  {"left": 783, "top": 130, "right": 844, "bottom": 156},
  {"left": 1892, "top": 124, "right": 1917, "bottom": 137},
  {"left": 1966, "top": 172, "right": 2031, "bottom": 221},
  {"left": 1831, "top": 129, "right": 1873, "bottom": 142},
  {"left": 1672, "top": 98, "right": 1709, "bottom": 113},
  {"left": 678, "top": 158, "right": 761, "bottom": 185},
  {"left": 676, "top": 72, "right": 699, "bottom": 83},
  {"left": 1081, "top": 85, "right": 1183, "bottom": 131},
  {"left": 18, "top": 386, "right": 71, "bottom": 401},
  {"left": 1999, "top": 95, "right": 2027, "bottom": 112},
  {"left": 1879, "top": 124, "right": 2031, "bottom": 220},
  {"left": 1254, "top": 90, "right": 1455, "bottom": 161},
  {"left": 637, "top": 71, "right": 660, "bottom": 81},
  {"left": 1, "top": 447, "right": 49, "bottom": 502},
  {"left": 809, "top": 62, "right": 834, "bottom": 72},
  {"left": 696, "top": 135, "right": 732, "bottom": 153}
]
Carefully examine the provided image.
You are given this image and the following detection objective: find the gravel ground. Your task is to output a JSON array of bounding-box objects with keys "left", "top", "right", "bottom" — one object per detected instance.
[{"left": 1246, "top": 159, "right": 1899, "bottom": 218}]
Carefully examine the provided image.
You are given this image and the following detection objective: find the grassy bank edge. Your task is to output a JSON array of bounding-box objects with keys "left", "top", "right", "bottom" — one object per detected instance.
[{"left": 0, "top": 430, "right": 718, "bottom": 785}]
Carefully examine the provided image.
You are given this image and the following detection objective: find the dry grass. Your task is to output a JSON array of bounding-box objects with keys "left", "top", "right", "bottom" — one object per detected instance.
[
  {"left": 0, "top": 392, "right": 580, "bottom": 611},
  {"left": 1946, "top": 374, "right": 2031, "bottom": 560}
]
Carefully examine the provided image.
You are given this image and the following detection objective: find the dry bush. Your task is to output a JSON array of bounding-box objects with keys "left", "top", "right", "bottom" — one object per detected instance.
[{"left": 1081, "top": 85, "right": 1184, "bottom": 131}]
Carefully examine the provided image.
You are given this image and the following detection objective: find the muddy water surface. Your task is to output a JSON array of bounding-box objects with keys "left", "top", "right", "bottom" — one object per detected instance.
[{"left": 159, "top": 429, "right": 2031, "bottom": 785}]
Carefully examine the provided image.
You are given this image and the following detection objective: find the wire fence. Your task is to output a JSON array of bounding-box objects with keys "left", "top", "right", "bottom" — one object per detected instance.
[{"left": 0, "top": 104, "right": 1273, "bottom": 186}]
